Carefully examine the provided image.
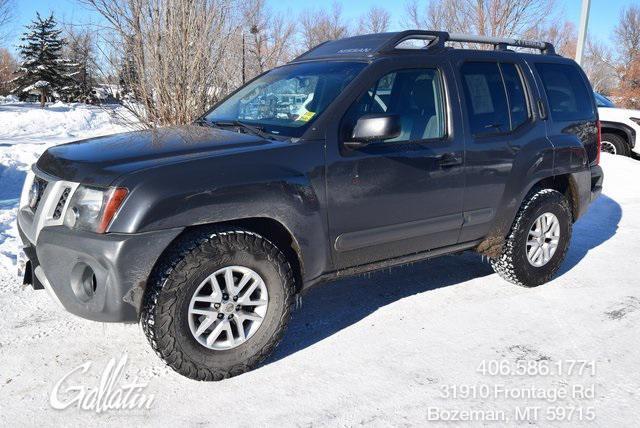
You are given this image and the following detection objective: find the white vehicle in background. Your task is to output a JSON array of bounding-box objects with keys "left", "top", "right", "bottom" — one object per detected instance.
[{"left": 595, "top": 92, "right": 640, "bottom": 157}]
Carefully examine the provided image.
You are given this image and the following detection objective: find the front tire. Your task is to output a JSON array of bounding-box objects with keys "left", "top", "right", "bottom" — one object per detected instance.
[
  {"left": 141, "top": 228, "right": 294, "bottom": 381},
  {"left": 490, "top": 189, "right": 572, "bottom": 287},
  {"left": 601, "top": 133, "right": 629, "bottom": 156}
]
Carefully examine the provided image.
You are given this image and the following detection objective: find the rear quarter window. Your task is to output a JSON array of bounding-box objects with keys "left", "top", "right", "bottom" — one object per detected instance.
[{"left": 535, "top": 63, "right": 595, "bottom": 122}]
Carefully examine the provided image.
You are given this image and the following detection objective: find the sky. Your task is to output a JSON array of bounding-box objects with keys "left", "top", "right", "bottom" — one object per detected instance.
[{"left": 4, "top": 0, "right": 634, "bottom": 55}]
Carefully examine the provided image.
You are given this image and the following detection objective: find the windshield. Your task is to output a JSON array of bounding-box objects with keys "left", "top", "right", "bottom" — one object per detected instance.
[
  {"left": 205, "top": 61, "right": 366, "bottom": 139},
  {"left": 594, "top": 92, "right": 615, "bottom": 108}
]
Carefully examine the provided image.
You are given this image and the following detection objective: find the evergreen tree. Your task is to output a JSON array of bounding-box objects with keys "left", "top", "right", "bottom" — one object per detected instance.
[
  {"left": 63, "top": 29, "right": 95, "bottom": 102},
  {"left": 12, "top": 13, "right": 69, "bottom": 108}
]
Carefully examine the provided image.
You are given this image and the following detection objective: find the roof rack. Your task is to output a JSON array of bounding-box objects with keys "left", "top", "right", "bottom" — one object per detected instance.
[
  {"left": 382, "top": 31, "right": 555, "bottom": 55},
  {"left": 292, "top": 30, "right": 555, "bottom": 62},
  {"left": 447, "top": 33, "right": 555, "bottom": 55}
]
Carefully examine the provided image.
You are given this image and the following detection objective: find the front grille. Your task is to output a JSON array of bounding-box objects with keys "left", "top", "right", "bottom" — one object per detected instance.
[
  {"left": 21, "top": 174, "right": 79, "bottom": 243},
  {"left": 53, "top": 187, "right": 71, "bottom": 219},
  {"left": 32, "top": 177, "right": 48, "bottom": 211}
]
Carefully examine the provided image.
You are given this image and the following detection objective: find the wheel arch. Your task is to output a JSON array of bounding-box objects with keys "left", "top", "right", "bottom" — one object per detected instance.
[
  {"left": 600, "top": 121, "right": 635, "bottom": 149},
  {"left": 145, "top": 218, "right": 305, "bottom": 305},
  {"left": 530, "top": 174, "right": 580, "bottom": 222},
  {"left": 476, "top": 172, "right": 583, "bottom": 258}
]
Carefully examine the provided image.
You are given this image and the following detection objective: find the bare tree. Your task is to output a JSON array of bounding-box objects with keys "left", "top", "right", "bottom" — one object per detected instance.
[
  {"left": 613, "top": 5, "right": 640, "bottom": 65},
  {"left": 300, "top": 2, "right": 349, "bottom": 51},
  {"left": 404, "top": 0, "right": 555, "bottom": 41},
  {"left": 81, "top": 0, "right": 237, "bottom": 127},
  {"left": 0, "top": 47, "right": 16, "bottom": 95},
  {"left": 611, "top": 5, "right": 640, "bottom": 108},
  {"left": 0, "top": 0, "right": 14, "bottom": 40},
  {"left": 526, "top": 19, "right": 576, "bottom": 57},
  {"left": 583, "top": 39, "right": 617, "bottom": 94},
  {"left": 403, "top": 0, "right": 462, "bottom": 33},
  {"left": 357, "top": 6, "right": 391, "bottom": 35},
  {"left": 240, "top": 0, "right": 296, "bottom": 79}
]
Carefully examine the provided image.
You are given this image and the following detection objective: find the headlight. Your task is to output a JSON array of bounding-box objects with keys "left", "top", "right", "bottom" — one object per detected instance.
[
  {"left": 630, "top": 117, "right": 640, "bottom": 126},
  {"left": 19, "top": 170, "right": 36, "bottom": 209},
  {"left": 64, "top": 186, "right": 128, "bottom": 233}
]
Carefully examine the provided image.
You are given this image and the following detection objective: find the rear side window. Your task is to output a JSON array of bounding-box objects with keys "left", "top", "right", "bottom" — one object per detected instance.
[
  {"left": 535, "top": 63, "right": 595, "bottom": 122},
  {"left": 501, "top": 63, "right": 529, "bottom": 129},
  {"left": 460, "top": 62, "right": 529, "bottom": 135},
  {"left": 461, "top": 62, "right": 509, "bottom": 135}
]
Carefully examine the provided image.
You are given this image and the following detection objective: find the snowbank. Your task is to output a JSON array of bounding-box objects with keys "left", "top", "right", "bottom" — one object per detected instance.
[
  {"left": 0, "top": 102, "right": 135, "bottom": 268},
  {"left": 0, "top": 101, "right": 133, "bottom": 142},
  {"left": 0, "top": 94, "right": 19, "bottom": 103}
]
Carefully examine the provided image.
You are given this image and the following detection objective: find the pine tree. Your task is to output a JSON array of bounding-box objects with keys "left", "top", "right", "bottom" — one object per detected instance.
[
  {"left": 12, "top": 13, "right": 69, "bottom": 108},
  {"left": 63, "top": 29, "right": 95, "bottom": 102}
]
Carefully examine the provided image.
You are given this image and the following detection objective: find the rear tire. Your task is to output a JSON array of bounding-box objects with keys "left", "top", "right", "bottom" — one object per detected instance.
[
  {"left": 141, "top": 227, "right": 294, "bottom": 381},
  {"left": 601, "top": 133, "right": 629, "bottom": 156},
  {"left": 490, "top": 189, "right": 572, "bottom": 287}
]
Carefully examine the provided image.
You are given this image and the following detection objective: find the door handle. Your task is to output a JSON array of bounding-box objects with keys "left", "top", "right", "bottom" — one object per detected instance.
[
  {"left": 537, "top": 99, "right": 547, "bottom": 120},
  {"left": 436, "top": 153, "right": 463, "bottom": 168}
]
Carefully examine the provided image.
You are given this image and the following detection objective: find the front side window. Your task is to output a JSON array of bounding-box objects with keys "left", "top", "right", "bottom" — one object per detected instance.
[
  {"left": 535, "top": 63, "right": 595, "bottom": 122},
  {"left": 342, "top": 68, "right": 446, "bottom": 143},
  {"left": 206, "top": 61, "right": 366, "bottom": 138}
]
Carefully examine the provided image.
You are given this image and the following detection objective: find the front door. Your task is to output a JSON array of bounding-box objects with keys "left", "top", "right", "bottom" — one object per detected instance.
[{"left": 325, "top": 61, "right": 466, "bottom": 269}]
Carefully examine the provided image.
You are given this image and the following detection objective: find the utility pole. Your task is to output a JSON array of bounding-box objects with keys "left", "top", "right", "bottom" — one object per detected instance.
[
  {"left": 242, "top": 34, "right": 246, "bottom": 84},
  {"left": 575, "top": 0, "right": 591, "bottom": 65}
]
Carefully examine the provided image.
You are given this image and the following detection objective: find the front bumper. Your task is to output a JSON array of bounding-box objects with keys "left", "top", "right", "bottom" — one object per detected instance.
[{"left": 18, "top": 215, "right": 182, "bottom": 322}]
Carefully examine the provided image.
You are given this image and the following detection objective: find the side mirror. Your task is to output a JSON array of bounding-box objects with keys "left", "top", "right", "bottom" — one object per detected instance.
[{"left": 345, "top": 114, "right": 402, "bottom": 149}]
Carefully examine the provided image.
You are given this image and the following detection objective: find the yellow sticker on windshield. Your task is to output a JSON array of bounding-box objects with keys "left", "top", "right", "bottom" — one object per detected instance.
[{"left": 297, "top": 111, "right": 315, "bottom": 122}]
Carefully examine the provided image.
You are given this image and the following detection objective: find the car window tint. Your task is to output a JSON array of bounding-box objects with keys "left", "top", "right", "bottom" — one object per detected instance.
[
  {"left": 500, "top": 63, "right": 529, "bottom": 130},
  {"left": 460, "top": 62, "right": 510, "bottom": 135},
  {"left": 535, "top": 63, "right": 595, "bottom": 121},
  {"left": 342, "top": 69, "right": 446, "bottom": 143}
]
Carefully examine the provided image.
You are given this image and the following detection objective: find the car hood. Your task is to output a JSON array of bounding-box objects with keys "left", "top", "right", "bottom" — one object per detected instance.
[
  {"left": 36, "top": 125, "right": 274, "bottom": 186},
  {"left": 598, "top": 107, "right": 640, "bottom": 120}
]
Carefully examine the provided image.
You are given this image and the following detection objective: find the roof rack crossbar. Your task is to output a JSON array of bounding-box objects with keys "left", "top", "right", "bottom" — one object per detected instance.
[
  {"left": 448, "top": 33, "right": 555, "bottom": 54},
  {"left": 378, "top": 30, "right": 449, "bottom": 53}
]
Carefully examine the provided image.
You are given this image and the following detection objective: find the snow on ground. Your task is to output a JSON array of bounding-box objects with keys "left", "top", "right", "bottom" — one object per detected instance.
[
  {"left": 0, "top": 102, "right": 135, "bottom": 269},
  {"left": 0, "top": 104, "right": 639, "bottom": 426}
]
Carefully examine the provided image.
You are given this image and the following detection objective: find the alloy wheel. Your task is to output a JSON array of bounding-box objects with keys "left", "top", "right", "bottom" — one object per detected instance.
[
  {"left": 188, "top": 266, "right": 268, "bottom": 350},
  {"left": 601, "top": 141, "right": 617, "bottom": 155},
  {"left": 526, "top": 212, "right": 561, "bottom": 267}
]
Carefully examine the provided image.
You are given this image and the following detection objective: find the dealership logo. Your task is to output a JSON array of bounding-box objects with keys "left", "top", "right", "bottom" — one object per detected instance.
[{"left": 50, "top": 353, "right": 155, "bottom": 413}]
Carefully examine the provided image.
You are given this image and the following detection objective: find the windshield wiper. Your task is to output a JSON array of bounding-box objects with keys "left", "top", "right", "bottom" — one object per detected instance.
[
  {"left": 209, "top": 119, "right": 277, "bottom": 140},
  {"left": 194, "top": 117, "right": 211, "bottom": 126}
]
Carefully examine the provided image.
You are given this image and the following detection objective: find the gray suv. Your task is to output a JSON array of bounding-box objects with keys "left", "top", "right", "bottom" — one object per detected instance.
[{"left": 18, "top": 31, "right": 603, "bottom": 380}]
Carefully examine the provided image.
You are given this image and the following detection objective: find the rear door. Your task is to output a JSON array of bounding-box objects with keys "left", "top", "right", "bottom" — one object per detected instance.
[{"left": 455, "top": 55, "right": 551, "bottom": 243}]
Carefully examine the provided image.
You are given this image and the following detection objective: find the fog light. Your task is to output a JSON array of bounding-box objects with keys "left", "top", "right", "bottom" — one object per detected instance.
[
  {"left": 65, "top": 206, "right": 80, "bottom": 228},
  {"left": 70, "top": 263, "right": 97, "bottom": 302}
]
